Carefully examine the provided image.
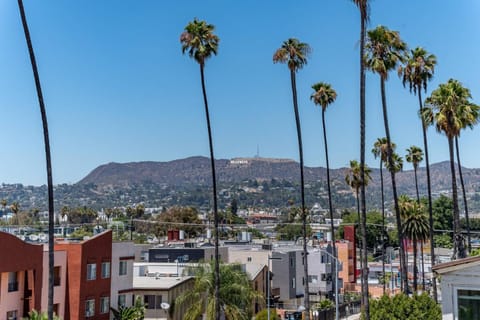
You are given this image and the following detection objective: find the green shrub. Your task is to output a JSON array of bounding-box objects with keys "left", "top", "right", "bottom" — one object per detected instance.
[
  {"left": 255, "top": 308, "right": 280, "bottom": 320},
  {"left": 363, "top": 293, "right": 441, "bottom": 320}
]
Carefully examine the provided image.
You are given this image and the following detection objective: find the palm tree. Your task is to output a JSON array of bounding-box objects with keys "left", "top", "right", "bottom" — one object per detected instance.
[
  {"left": 345, "top": 160, "right": 371, "bottom": 295},
  {"left": 372, "top": 137, "right": 396, "bottom": 295},
  {"left": 273, "top": 38, "right": 311, "bottom": 318},
  {"left": 365, "top": 25, "right": 408, "bottom": 292},
  {"left": 424, "top": 79, "right": 478, "bottom": 259},
  {"left": 17, "top": 2, "right": 56, "bottom": 319},
  {"left": 110, "top": 296, "right": 145, "bottom": 320},
  {"left": 351, "top": 0, "right": 370, "bottom": 314},
  {"left": 10, "top": 202, "right": 20, "bottom": 225},
  {"left": 310, "top": 82, "right": 337, "bottom": 246},
  {"left": 180, "top": 18, "right": 221, "bottom": 319},
  {"left": 455, "top": 105, "right": 479, "bottom": 254},
  {"left": 398, "top": 46, "right": 438, "bottom": 300},
  {"left": 401, "top": 199, "right": 429, "bottom": 293},
  {"left": 176, "top": 262, "right": 261, "bottom": 320},
  {"left": 405, "top": 146, "right": 424, "bottom": 202}
]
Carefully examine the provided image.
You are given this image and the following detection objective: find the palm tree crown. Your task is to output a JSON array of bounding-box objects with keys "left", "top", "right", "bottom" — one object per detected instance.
[
  {"left": 423, "top": 79, "right": 478, "bottom": 138},
  {"left": 365, "top": 25, "right": 407, "bottom": 80},
  {"left": 406, "top": 146, "right": 424, "bottom": 170},
  {"left": 310, "top": 82, "right": 337, "bottom": 111},
  {"left": 345, "top": 160, "right": 372, "bottom": 191},
  {"left": 398, "top": 47, "right": 436, "bottom": 94},
  {"left": 180, "top": 18, "right": 219, "bottom": 66},
  {"left": 385, "top": 152, "right": 403, "bottom": 173},
  {"left": 372, "top": 137, "right": 396, "bottom": 163},
  {"left": 273, "top": 38, "right": 311, "bottom": 71}
]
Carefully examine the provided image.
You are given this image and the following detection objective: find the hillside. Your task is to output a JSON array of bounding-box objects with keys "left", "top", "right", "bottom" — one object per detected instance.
[{"left": 2, "top": 157, "right": 480, "bottom": 211}]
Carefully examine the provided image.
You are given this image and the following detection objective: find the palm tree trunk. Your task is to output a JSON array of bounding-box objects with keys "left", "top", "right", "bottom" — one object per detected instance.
[
  {"left": 290, "top": 69, "right": 309, "bottom": 319},
  {"left": 356, "top": 188, "right": 364, "bottom": 295},
  {"left": 414, "top": 166, "right": 420, "bottom": 203},
  {"left": 420, "top": 240, "right": 425, "bottom": 291},
  {"left": 359, "top": 14, "right": 369, "bottom": 318},
  {"left": 455, "top": 136, "right": 471, "bottom": 254},
  {"left": 17, "top": 1, "right": 55, "bottom": 319},
  {"left": 448, "top": 136, "right": 462, "bottom": 259},
  {"left": 380, "top": 161, "right": 386, "bottom": 295},
  {"left": 380, "top": 77, "right": 407, "bottom": 293},
  {"left": 413, "top": 239, "right": 418, "bottom": 293},
  {"left": 322, "top": 108, "right": 337, "bottom": 299},
  {"left": 417, "top": 89, "right": 437, "bottom": 301},
  {"left": 199, "top": 64, "right": 220, "bottom": 320}
]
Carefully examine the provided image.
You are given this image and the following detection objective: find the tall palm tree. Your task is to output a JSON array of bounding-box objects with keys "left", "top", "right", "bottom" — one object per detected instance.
[
  {"left": 454, "top": 105, "right": 479, "bottom": 254},
  {"left": 310, "top": 82, "right": 337, "bottom": 246},
  {"left": 17, "top": 2, "right": 55, "bottom": 318},
  {"left": 365, "top": 25, "right": 408, "bottom": 292},
  {"left": 405, "top": 146, "right": 427, "bottom": 289},
  {"left": 351, "top": 0, "right": 370, "bottom": 314},
  {"left": 405, "top": 146, "right": 424, "bottom": 202},
  {"left": 398, "top": 46, "right": 438, "bottom": 300},
  {"left": 345, "top": 160, "right": 371, "bottom": 297},
  {"left": 176, "top": 262, "right": 261, "bottom": 320},
  {"left": 180, "top": 18, "right": 221, "bottom": 319},
  {"left": 273, "top": 38, "right": 311, "bottom": 318},
  {"left": 372, "top": 137, "right": 396, "bottom": 295},
  {"left": 423, "top": 79, "right": 478, "bottom": 259},
  {"left": 401, "top": 198, "right": 429, "bottom": 293}
]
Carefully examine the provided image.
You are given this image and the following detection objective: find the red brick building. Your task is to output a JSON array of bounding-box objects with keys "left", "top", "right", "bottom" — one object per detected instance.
[
  {"left": 0, "top": 231, "right": 43, "bottom": 319},
  {"left": 55, "top": 231, "right": 112, "bottom": 320}
]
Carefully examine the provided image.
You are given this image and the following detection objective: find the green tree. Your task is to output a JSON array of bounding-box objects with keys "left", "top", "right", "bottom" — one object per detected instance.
[
  {"left": 372, "top": 137, "right": 396, "bottom": 295},
  {"left": 345, "top": 160, "right": 371, "bottom": 298},
  {"left": 180, "top": 18, "right": 221, "bottom": 319},
  {"left": 401, "top": 198, "right": 429, "bottom": 293},
  {"left": 405, "top": 146, "right": 424, "bottom": 202},
  {"left": 110, "top": 296, "right": 146, "bottom": 320},
  {"left": 23, "top": 310, "right": 60, "bottom": 320},
  {"left": 365, "top": 25, "right": 408, "bottom": 292},
  {"left": 310, "top": 82, "right": 337, "bottom": 250},
  {"left": 454, "top": 101, "right": 479, "bottom": 253},
  {"left": 431, "top": 195, "right": 453, "bottom": 248},
  {"left": 157, "top": 206, "right": 204, "bottom": 237},
  {"left": 273, "top": 37, "right": 311, "bottom": 318},
  {"left": 255, "top": 308, "right": 280, "bottom": 320},
  {"left": 398, "top": 46, "right": 438, "bottom": 301},
  {"left": 366, "top": 293, "right": 441, "bottom": 320},
  {"left": 176, "top": 262, "right": 261, "bottom": 320},
  {"left": 424, "top": 79, "right": 478, "bottom": 259},
  {"left": 338, "top": 211, "right": 386, "bottom": 251},
  {"left": 17, "top": 2, "right": 56, "bottom": 318}
]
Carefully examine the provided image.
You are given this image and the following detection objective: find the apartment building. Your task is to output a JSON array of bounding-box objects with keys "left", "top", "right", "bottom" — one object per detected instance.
[{"left": 55, "top": 231, "right": 112, "bottom": 320}]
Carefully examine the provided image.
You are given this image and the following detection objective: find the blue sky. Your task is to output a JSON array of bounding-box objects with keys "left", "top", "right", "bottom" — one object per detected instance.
[{"left": 0, "top": 1, "right": 479, "bottom": 186}]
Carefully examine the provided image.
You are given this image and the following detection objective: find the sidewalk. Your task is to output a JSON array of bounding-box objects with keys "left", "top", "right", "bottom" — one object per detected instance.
[{"left": 343, "top": 313, "right": 361, "bottom": 320}]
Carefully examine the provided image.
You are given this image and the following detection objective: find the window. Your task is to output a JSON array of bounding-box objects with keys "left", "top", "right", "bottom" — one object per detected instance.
[
  {"left": 292, "top": 278, "right": 296, "bottom": 289},
  {"left": 458, "top": 289, "right": 480, "bottom": 319},
  {"left": 87, "top": 263, "right": 96, "bottom": 280},
  {"left": 54, "top": 266, "right": 61, "bottom": 286},
  {"left": 8, "top": 272, "right": 18, "bottom": 292},
  {"left": 144, "top": 295, "right": 162, "bottom": 309},
  {"left": 119, "top": 261, "right": 128, "bottom": 276},
  {"left": 101, "top": 262, "right": 111, "bottom": 279},
  {"left": 118, "top": 294, "right": 126, "bottom": 307},
  {"left": 6, "top": 310, "right": 17, "bottom": 320},
  {"left": 247, "top": 257, "right": 252, "bottom": 262},
  {"left": 100, "top": 296, "right": 110, "bottom": 314},
  {"left": 85, "top": 299, "right": 95, "bottom": 317},
  {"left": 290, "top": 257, "right": 294, "bottom": 268}
]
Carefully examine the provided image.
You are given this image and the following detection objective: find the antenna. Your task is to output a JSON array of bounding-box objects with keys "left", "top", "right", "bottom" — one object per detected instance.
[{"left": 255, "top": 144, "right": 260, "bottom": 158}]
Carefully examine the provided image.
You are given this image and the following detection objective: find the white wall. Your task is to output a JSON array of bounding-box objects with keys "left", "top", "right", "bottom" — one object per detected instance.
[{"left": 111, "top": 242, "right": 135, "bottom": 310}]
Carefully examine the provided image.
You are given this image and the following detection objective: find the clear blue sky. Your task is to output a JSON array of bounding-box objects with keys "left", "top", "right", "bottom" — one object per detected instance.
[{"left": 0, "top": 1, "right": 479, "bottom": 186}]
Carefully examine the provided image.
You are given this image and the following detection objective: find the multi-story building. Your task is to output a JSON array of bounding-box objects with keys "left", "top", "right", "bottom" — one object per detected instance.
[
  {"left": 0, "top": 231, "right": 44, "bottom": 319},
  {"left": 55, "top": 231, "right": 112, "bottom": 320},
  {"left": 111, "top": 241, "right": 135, "bottom": 311}
]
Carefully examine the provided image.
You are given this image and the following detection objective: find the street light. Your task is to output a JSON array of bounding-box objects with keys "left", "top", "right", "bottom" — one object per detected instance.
[
  {"left": 268, "top": 254, "right": 282, "bottom": 320},
  {"left": 319, "top": 249, "right": 340, "bottom": 320}
]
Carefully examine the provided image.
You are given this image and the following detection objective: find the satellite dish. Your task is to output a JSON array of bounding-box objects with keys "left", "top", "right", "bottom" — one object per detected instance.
[{"left": 161, "top": 302, "right": 170, "bottom": 310}]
